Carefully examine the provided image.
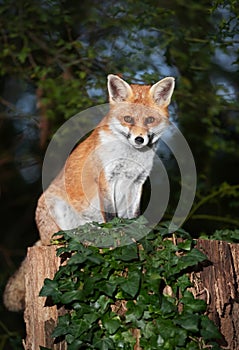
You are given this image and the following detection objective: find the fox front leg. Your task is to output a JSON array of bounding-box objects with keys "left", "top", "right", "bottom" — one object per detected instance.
[
  {"left": 113, "top": 179, "right": 143, "bottom": 219},
  {"left": 99, "top": 180, "right": 142, "bottom": 221},
  {"left": 98, "top": 177, "right": 117, "bottom": 222}
]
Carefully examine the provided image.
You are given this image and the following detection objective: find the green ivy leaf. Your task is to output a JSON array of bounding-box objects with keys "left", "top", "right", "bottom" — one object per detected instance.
[
  {"left": 160, "top": 295, "right": 177, "bottom": 316},
  {"left": 87, "top": 255, "right": 105, "bottom": 265},
  {"left": 185, "top": 342, "right": 201, "bottom": 349},
  {"left": 68, "top": 253, "right": 88, "bottom": 265},
  {"left": 93, "top": 337, "right": 115, "bottom": 350},
  {"left": 84, "top": 312, "right": 100, "bottom": 324},
  {"left": 60, "top": 290, "right": 85, "bottom": 304},
  {"left": 143, "top": 322, "right": 157, "bottom": 339},
  {"left": 174, "top": 314, "right": 200, "bottom": 333},
  {"left": 200, "top": 315, "right": 222, "bottom": 340},
  {"left": 39, "top": 278, "right": 62, "bottom": 303},
  {"left": 102, "top": 315, "right": 121, "bottom": 335},
  {"left": 98, "top": 280, "right": 118, "bottom": 297},
  {"left": 93, "top": 295, "right": 112, "bottom": 313},
  {"left": 70, "top": 318, "right": 90, "bottom": 338},
  {"left": 126, "top": 300, "right": 145, "bottom": 323},
  {"left": 177, "top": 239, "right": 193, "bottom": 251},
  {"left": 155, "top": 318, "right": 188, "bottom": 347},
  {"left": 113, "top": 243, "right": 138, "bottom": 261},
  {"left": 67, "top": 339, "right": 84, "bottom": 350},
  {"left": 175, "top": 248, "right": 207, "bottom": 273},
  {"left": 181, "top": 291, "right": 207, "bottom": 313},
  {"left": 120, "top": 270, "right": 141, "bottom": 298},
  {"left": 176, "top": 274, "right": 192, "bottom": 291},
  {"left": 52, "top": 314, "right": 71, "bottom": 337}
]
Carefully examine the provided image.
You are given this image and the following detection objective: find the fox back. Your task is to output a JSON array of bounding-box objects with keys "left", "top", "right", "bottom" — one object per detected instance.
[{"left": 36, "top": 74, "right": 175, "bottom": 244}]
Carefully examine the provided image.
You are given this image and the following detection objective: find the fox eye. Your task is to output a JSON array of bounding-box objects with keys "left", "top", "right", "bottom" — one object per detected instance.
[
  {"left": 124, "top": 116, "right": 134, "bottom": 124},
  {"left": 145, "top": 116, "right": 155, "bottom": 124}
]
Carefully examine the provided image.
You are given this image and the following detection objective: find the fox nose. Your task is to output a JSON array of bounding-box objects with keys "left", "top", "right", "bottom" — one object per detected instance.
[{"left": 135, "top": 136, "right": 144, "bottom": 145}]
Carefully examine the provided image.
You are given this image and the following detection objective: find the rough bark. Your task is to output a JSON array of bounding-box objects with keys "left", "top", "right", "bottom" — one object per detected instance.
[
  {"left": 23, "top": 245, "right": 66, "bottom": 350},
  {"left": 194, "top": 239, "right": 239, "bottom": 349}
]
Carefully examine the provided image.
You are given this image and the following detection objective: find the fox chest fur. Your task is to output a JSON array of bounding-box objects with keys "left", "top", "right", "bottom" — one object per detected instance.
[{"left": 97, "top": 128, "right": 155, "bottom": 218}]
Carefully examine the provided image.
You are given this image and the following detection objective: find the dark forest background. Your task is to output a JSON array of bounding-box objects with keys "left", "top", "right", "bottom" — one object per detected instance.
[{"left": 0, "top": 0, "right": 238, "bottom": 348}]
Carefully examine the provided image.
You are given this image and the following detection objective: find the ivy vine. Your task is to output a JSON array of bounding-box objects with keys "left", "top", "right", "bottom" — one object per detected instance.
[{"left": 40, "top": 218, "right": 222, "bottom": 350}]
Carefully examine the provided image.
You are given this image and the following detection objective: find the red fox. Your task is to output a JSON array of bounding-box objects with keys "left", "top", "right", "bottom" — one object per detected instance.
[
  {"left": 4, "top": 74, "right": 175, "bottom": 311},
  {"left": 36, "top": 74, "right": 175, "bottom": 245}
]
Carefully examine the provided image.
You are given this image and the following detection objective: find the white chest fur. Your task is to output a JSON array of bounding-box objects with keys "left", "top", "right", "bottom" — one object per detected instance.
[
  {"left": 98, "top": 130, "right": 155, "bottom": 218},
  {"left": 99, "top": 130, "right": 155, "bottom": 180}
]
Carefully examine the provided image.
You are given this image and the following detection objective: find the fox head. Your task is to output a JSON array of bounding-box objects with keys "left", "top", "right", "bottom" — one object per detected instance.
[{"left": 106, "top": 74, "right": 175, "bottom": 149}]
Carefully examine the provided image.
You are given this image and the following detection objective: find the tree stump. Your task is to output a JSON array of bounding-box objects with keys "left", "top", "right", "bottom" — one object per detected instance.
[
  {"left": 23, "top": 245, "right": 66, "bottom": 350},
  {"left": 23, "top": 240, "right": 239, "bottom": 349},
  {"left": 194, "top": 239, "right": 239, "bottom": 349}
]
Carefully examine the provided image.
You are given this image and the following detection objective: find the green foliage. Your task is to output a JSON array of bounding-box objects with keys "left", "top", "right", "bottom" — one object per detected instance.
[
  {"left": 40, "top": 218, "right": 222, "bottom": 349},
  {"left": 0, "top": 321, "right": 23, "bottom": 350},
  {"left": 185, "top": 182, "right": 239, "bottom": 229},
  {"left": 202, "top": 229, "right": 239, "bottom": 243}
]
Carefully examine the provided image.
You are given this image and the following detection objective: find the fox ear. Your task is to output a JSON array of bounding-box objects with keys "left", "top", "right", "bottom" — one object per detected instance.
[
  {"left": 150, "top": 77, "right": 175, "bottom": 107},
  {"left": 107, "top": 74, "right": 133, "bottom": 103}
]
